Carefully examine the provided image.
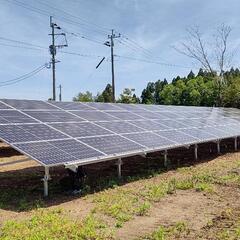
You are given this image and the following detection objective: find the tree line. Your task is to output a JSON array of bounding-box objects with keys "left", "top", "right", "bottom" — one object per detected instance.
[{"left": 73, "top": 67, "right": 240, "bottom": 108}]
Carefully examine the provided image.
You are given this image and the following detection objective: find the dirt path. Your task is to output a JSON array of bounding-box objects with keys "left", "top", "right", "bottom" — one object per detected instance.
[{"left": 115, "top": 186, "right": 239, "bottom": 240}]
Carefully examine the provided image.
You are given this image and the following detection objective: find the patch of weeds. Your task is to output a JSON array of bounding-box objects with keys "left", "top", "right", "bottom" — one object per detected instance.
[
  {"left": 175, "top": 178, "right": 194, "bottom": 190},
  {"left": 166, "top": 178, "right": 176, "bottom": 194},
  {"left": 195, "top": 182, "right": 214, "bottom": 193},
  {"left": 0, "top": 209, "right": 113, "bottom": 240},
  {"left": 0, "top": 189, "right": 44, "bottom": 211},
  {"left": 142, "top": 183, "right": 168, "bottom": 202},
  {"left": 140, "top": 222, "right": 188, "bottom": 240},
  {"left": 93, "top": 188, "right": 141, "bottom": 223},
  {"left": 177, "top": 166, "right": 193, "bottom": 174},
  {"left": 217, "top": 173, "right": 240, "bottom": 185},
  {"left": 192, "top": 172, "right": 216, "bottom": 184},
  {"left": 136, "top": 201, "right": 151, "bottom": 216}
]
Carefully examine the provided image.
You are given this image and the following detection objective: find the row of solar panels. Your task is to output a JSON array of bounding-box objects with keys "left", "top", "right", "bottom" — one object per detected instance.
[
  {"left": 0, "top": 99, "right": 239, "bottom": 167},
  {"left": 0, "top": 98, "right": 239, "bottom": 113}
]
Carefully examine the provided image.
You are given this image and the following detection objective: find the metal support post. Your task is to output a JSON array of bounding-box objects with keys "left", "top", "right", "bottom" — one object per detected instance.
[
  {"left": 43, "top": 166, "right": 50, "bottom": 197},
  {"left": 164, "top": 150, "right": 168, "bottom": 168},
  {"left": 217, "top": 140, "right": 221, "bottom": 154},
  {"left": 194, "top": 144, "right": 198, "bottom": 160},
  {"left": 117, "top": 158, "right": 122, "bottom": 179},
  {"left": 234, "top": 137, "right": 238, "bottom": 151}
]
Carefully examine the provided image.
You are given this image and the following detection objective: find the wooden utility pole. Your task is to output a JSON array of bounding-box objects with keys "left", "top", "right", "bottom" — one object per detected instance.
[
  {"left": 50, "top": 16, "right": 56, "bottom": 101},
  {"left": 49, "top": 16, "right": 68, "bottom": 101},
  {"left": 108, "top": 29, "right": 120, "bottom": 102}
]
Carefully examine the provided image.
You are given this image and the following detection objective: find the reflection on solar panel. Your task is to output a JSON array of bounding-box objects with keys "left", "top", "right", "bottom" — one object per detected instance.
[{"left": 0, "top": 98, "right": 240, "bottom": 169}]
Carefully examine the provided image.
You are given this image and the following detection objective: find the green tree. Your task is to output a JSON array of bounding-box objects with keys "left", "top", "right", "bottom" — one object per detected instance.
[
  {"left": 223, "top": 77, "right": 240, "bottom": 108},
  {"left": 95, "top": 84, "right": 112, "bottom": 102},
  {"left": 73, "top": 91, "right": 93, "bottom": 102},
  {"left": 141, "top": 82, "right": 155, "bottom": 104},
  {"left": 118, "top": 88, "right": 140, "bottom": 104}
]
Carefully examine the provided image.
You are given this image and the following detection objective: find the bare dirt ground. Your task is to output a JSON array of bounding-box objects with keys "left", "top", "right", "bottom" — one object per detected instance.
[{"left": 1, "top": 139, "right": 240, "bottom": 239}]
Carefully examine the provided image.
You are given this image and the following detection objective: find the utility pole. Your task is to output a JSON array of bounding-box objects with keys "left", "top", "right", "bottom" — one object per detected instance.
[
  {"left": 58, "top": 84, "right": 62, "bottom": 102},
  {"left": 107, "top": 29, "right": 120, "bottom": 102},
  {"left": 49, "top": 16, "right": 68, "bottom": 101}
]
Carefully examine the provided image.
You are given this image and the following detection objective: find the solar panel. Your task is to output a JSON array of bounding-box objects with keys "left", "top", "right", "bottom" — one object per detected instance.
[
  {"left": 0, "top": 102, "right": 11, "bottom": 109},
  {"left": 1, "top": 99, "right": 57, "bottom": 110},
  {"left": 71, "top": 110, "right": 118, "bottom": 121},
  {"left": 130, "top": 120, "right": 170, "bottom": 131},
  {"left": 156, "top": 129, "right": 199, "bottom": 145},
  {"left": 154, "top": 119, "right": 188, "bottom": 129},
  {"left": 50, "top": 101, "right": 94, "bottom": 111},
  {"left": 17, "top": 124, "right": 68, "bottom": 141},
  {"left": 133, "top": 111, "right": 163, "bottom": 119},
  {"left": 180, "top": 128, "right": 217, "bottom": 142},
  {"left": 23, "top": 111, "right": 84, "bottom": 123},
  {"left": 84, "top": 102, "right": 122, "bottom": 111},
  {"left": 0, "top": 98, "right": 240, "bottom": 168},
  {"left": 105, "top": 111, "right": 143, "bottom": 120},
  {"left": 0, "top": 125, "right": 41, "bottom": 143},
  {"left": 14, "top": 141, "right": 78, "bottom": 165},
  {"left": 95, "top": 121, "right": 145, "bottom": 134},
  {"left": 80, "top": 135, "right": 143, "bottom": 155},
  {"left": 49, "top": 139, "right": 104, "bottom": 161},
  {"left": 123, "top": 132, "right": 176, "bottom": 149},
  {"left": 50, "top": 122, "right": 112, "bottom": 138},
  {"left": 0, "top": 110, "right": 37, "bottom": 124}
]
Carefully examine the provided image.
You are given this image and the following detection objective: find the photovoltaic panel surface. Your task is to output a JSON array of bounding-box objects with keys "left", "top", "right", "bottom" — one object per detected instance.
[
  {"left": 50, "top": 122, "right": 112, "bottom": 138},
  {"left": 0, "top": 98, "right": 240, "bottom": 167},
  {"left": 70, "top": 110, "right": 118, "bottom": 121},
  {"left": 0, "top": 110, "right": 37, "bottom": 124},
  {"left": 80, "top": 135, "right": 144, "bottom": 155},
  {"left": 95, "top": 121, "right": 145, "bottom": 134},
  {"left": 24, "top": 111, "right": 84, "bottom": 123},
  {"left": 123, "top": 132, "right": 176, "bottom": 149},
  {"left": 1, "top": 99, "right": 58, "bottom": 110}
]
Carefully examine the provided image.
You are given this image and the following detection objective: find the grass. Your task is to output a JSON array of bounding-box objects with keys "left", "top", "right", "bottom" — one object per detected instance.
[
  {"left": 0, "top": 209, "right": 113, "bottom": 240},
  {"left": 0, "top": 189, "right": 45, "bottom": 211},
  {"left": 93, "top": 188, "right": 143, "bottom": 224},
  {"left": 139, "top": 222, "right": 189, "bottom": 240},
  {"left": 2, "top": 154, "right": 240, "bottom": 239}
]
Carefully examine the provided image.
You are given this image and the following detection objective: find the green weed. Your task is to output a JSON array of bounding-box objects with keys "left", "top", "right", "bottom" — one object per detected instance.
[{"left": 0, "top": 210, "right": 112, "bottom": 240}]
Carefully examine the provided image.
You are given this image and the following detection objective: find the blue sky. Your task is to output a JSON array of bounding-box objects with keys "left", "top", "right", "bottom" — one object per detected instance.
[{"left": 0, "top": 0, "right": 240, "bottom": 101}]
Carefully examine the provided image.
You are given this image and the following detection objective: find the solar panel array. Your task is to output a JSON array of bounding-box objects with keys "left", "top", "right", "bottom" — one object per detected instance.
[{"left": 0, "top": 98, "right": 240, "bottom": 167}]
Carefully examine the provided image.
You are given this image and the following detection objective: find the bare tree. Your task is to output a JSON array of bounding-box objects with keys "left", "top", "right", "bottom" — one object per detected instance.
[
  {"left": 214, "top": 24, "right": 232, "bottom": 76},
  {"left": 174, "top": 24, "right": 232, "bottom": 75},
  {"left": 174, "top": 24, "right": 233, "bottom": 106}
]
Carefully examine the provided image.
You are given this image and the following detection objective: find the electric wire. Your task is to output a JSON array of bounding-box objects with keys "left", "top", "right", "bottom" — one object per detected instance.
[{"left": 0, "top": 64, "right": 47, "bottom": 87}]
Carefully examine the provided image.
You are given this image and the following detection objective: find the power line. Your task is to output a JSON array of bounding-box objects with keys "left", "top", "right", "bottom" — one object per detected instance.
[
  {"left": 60, "top": 27, "right": 105, "bottom": 46},
  {"left": 0, "top": 42, "right": 44, "bottom": 51},
  {"left": 0, "top": 64, "right": 47, "bottom": 87},
  {"left": 4, "top": 0, "right": 108, "bottom": 36},
  {"left": 0, "top": 36, "right": 46, "bottom": 49},
  {"left": 115, "top": 55, "right": 196, "bottom": 69},
  {"left": 59, "top": 50, "right": 106, "bottom": 59},
  {"left": 36, "top": 0, "right": 110, "bottom": 33}
]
